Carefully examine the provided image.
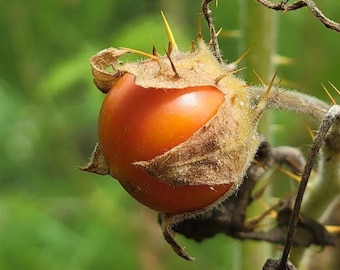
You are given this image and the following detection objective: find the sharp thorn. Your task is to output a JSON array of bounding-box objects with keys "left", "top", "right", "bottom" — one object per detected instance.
[
  {"left": 328, "top": 81, "right": 340, "bottom": 97},
  {"left": 321, "top": 83, "right": 337, "bottom": 105},
  {"left": 121, "top": 47, "right": 159, "bottom": 60},
  {"left": 257, "top": 70, "right": 278, "bottom": 111},
  {"left": 160, "top": 11, "right": 178, "bottom": 54},
  {"left": 164, "top": 48, "right": 180, "bottom": 78},
  {"left": 253, "top": 69, "right": 266, "bottom": 86}
]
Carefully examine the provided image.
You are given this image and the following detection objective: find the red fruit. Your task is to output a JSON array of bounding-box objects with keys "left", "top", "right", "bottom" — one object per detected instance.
[{"left": 98, "top": 73, "right": 232, "bottom": 214}]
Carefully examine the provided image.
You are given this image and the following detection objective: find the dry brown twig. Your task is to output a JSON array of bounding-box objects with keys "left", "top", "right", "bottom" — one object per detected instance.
[
  {"left": 275, "top": 105, "right": 340, "bottom": 270},
  {"left": 202, "top": 0, "right": 223, "bottom": 62},
  {"left": 256, "top": 0, "right": 340, "bottom": 32}
]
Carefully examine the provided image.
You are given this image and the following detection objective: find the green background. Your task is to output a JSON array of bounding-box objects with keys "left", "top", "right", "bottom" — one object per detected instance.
[{"left": 1, "top": 0, "right": 339, "bottom": 269}]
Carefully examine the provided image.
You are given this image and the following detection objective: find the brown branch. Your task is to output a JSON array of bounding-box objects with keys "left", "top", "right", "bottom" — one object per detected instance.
[
  {"left": 256, "top": 0, "right": 340, "bottom": 33},
  {"left": 256, "top": 0, "right": 306, "bottom": 11},
  {"left": 279, "top": 105, "right": 340, "bottom": 269},
  {"left": 304, "top": 0, "right": 340, "bottom": 32},
  {"left": 202, "top": 0, "right": 223, "bottom": 62}
]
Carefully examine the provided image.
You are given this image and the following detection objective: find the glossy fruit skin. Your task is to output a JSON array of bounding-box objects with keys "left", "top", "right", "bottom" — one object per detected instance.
[{"left": 98, "top": 73, "right": 232, "bottom": 214}]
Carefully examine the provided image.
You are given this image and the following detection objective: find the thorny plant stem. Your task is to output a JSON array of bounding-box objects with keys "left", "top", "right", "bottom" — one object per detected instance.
[
  {"left": 248, "top": 86, "right": 330, "bottom": 123},
  {"left": 240, "top": 0, "right": 278, "bottom": 147},
  {"left": 301, "top": 116, "right": 340, "bottom": 220},
  {"left": 294, "top": 106, "right": 340, "bottom": 267},
  {"left": 279, "top": 105, "right": 340, "bottom": 269},
  {"left": 202, "top": 0, "right": 223, "bottom": 63},
  {"left": 256, "top": 0, "right": 340, "bottom": 32},
  {"left": 239, "top": 1, "right": 277, "bottom": 268}
]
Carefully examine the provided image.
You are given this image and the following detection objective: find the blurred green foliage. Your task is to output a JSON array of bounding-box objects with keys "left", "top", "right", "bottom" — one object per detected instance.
[{"left": 1, "top": 0, "right": 340, "bottom": 269}]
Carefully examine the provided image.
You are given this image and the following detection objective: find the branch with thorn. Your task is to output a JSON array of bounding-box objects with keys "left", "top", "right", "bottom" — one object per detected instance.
[
  {"left": 256, "top": 0, "right": 340, "bottom": 32},
  {"left": 202, "top": 0, "right": 223, "bottom": 62}
]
